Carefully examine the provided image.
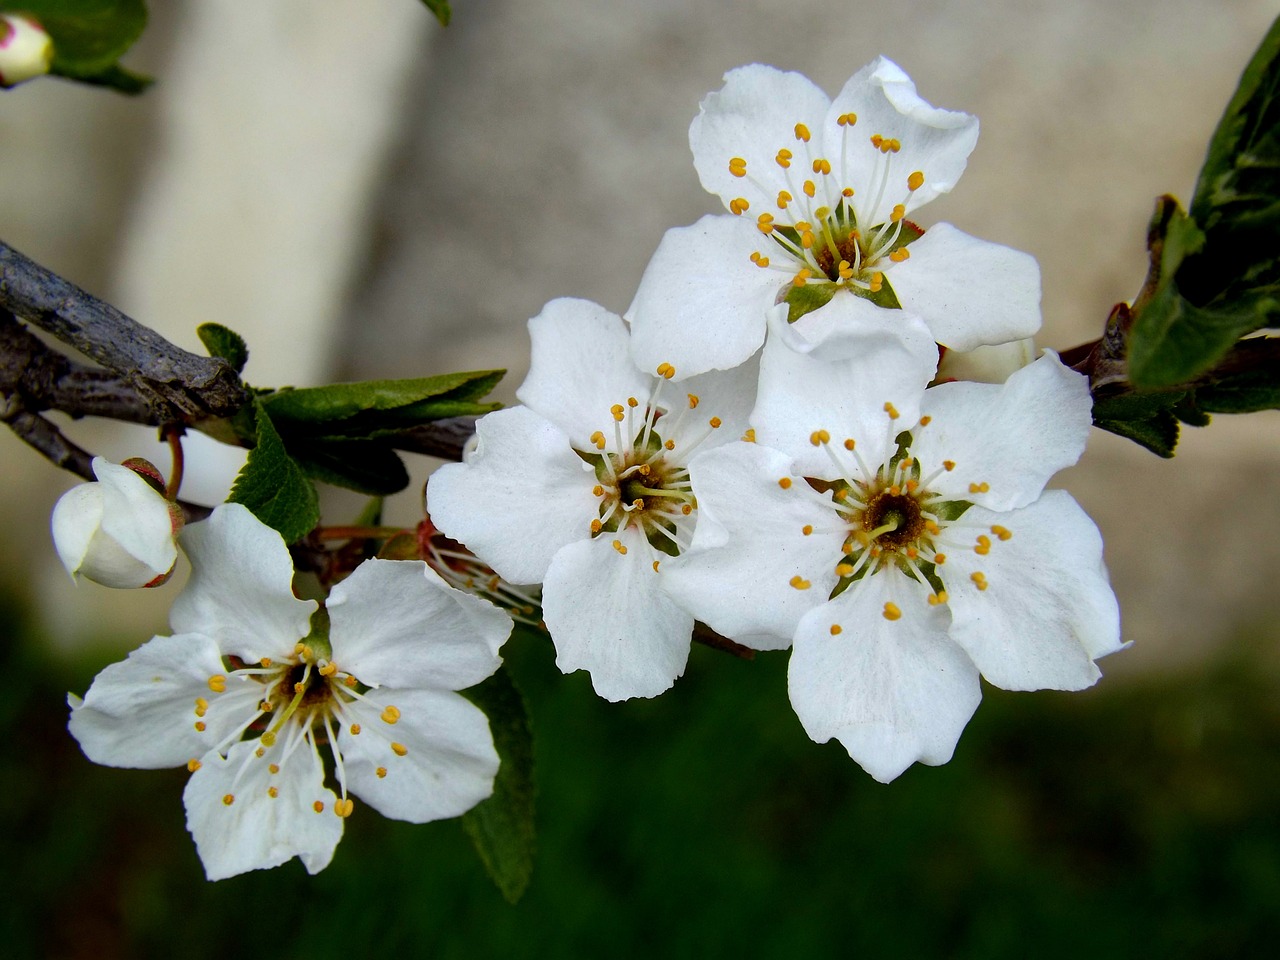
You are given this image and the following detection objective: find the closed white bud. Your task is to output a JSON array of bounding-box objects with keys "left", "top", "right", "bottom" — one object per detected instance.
[
  {"left": 51, "top": 458, "right": 182, "bottom": 589},
  {"left": 0, "top": 14, "right": 54, "bottom": 88},
  {"left": 937, "top": 338, "right": 1037, "bottom": 385}
]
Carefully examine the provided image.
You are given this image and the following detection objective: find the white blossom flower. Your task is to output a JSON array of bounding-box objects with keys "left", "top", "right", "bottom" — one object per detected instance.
[
  {"left": 51, "top": 457, "right": 181, "bottom": 588},
  {"left": 627, "top": 58, "right": 1041, "bottom": 379},
  {"left": 68, "top": 503, "right": 509, "bottom": 880},
  {"left": 0, "top": 13, "right": 53, "bottom": 88},
  {"left": 427, "top": 298, "right": 756, "bottom": 701},
  {"left": 937, "top": 338, "right": 1037, "bottom": 385},
  {"left": 663, "top": 316, "right": 1122, "bottom": 781}
]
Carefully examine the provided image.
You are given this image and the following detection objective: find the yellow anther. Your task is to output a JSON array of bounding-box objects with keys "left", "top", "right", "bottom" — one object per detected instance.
[
  {"left": 975, "top": 535, "right": 991, "bottom": 556},
  {"left": 901, "top": 457, "right": 914, "bottom": 468},
  {"left": 838, "top": 259, "right": 854, "bottom": 280},
  {"left": 884, "top": 402, "right": 900, "bottom": 420},
  {"left": 870, "top": 134, "right": 883, "bottom": 149},
  {"left": 687, "top": 393, "right": 700, "bottom": 408},
  {"left": 907, "top": 171, "right": 925, "bottom": 191},
  {"left": 269, "top": 763, "right": 280, "bottom": 774},
  {"left": 835, "top": 563, "right": 855, "bottom": 577},
  {"left": 834, "top": 488, "right": 849, "bottom": 501},
  {"left": 294, "top": 643, "right": 306, "bottom": 655},
  {"left": 775, "top": 148, "right": 792, "bottom": 168},
  {"left": 970, "top": 571, "right": 988, "bottom": 591},
  {"left": 313, "top": 801, "right": 325, "bottom": 813},
  {"left": 927, "top": 591, "right": 949, "bottom": 606},
  {"left": 267, "top": 786, "right": 279, "bottom": 799},
  {"left": 376, "top": 767, "right": 387, "bottom": 779},
  {"left": 187, "top": 759, "right": 201, "bottom": 773},
  {"left": 889, "top": 248, "right": 910, "bottom": 263},
  {"left": 793, "top": 268, "right": 812, "bottom": 286},
  {"left": 943, "top": 460, "right": 956, "bottom": 471},
  {"left": 749, "top": 251, "right": 771, "bottom": 268},
  {"left": 934, "top": 553, "right": 946, "bottom": 565},
  {"left": 344, "top": 676, "right": 358, "bottom": 688},
  {"left": 381, "top": 705, "right": 401, "bottom": 725},
  {"left": 255, "top": 746, "right": 265, "bottom": 758},
  {"left": 194, "top": 721, "right": 206, "bottom": 732},
  {"left": 841, "top": 186, "right": 855, "bottom": 198},
  {"left": 664, "top": 439, "right": 675, "bottom": 450},
  {"left": 906, "top": 546, "right": 919, "bottom": 559},
  {"left": 194, "top": 697, "right": 208, "bottom": 717},
  {"left": 919, "top": 416, "right": 932, "bottom": 426},
  {"left": 778, "top": 477, "right": 793, "bottom": 489},
  {"left": 883, "top": 602, "right": 902, "bottom": 621},
  {"left": 709, "top": 416, "right": 722, "bottom": 428},
  {"left": 830, "top": 624, "right": 843, "bottom": 636},
  {"left": 905, "top": 479, "right": 919, "bottom": 493},
  {"left": 593, "top": 484, "right": 604, "bottom": 497},
  {"left": 612, "top": 539, "right": 628, "bottom": 556},
  {"left": 886, "top": 138, "right": 902, "bottom": 153},
  {"left": 802, "top": 524, "right": 814, "bottom": 536},
  {"left": 300, "top": 645, "right": 313, "bottom": 661},
  {"left": 890, "top": 485, "right": 901, "bottom": 496},
  {"left": 590, "top": 430, "right": 606, "bottom": 450},
  {"left": 810, "top": 429, "right": 831, "bottom": 446},
  {"left": 890, "top": 204, "right": 906, "bottom": 222},
  {"left": 656, "top": 361, "right": 676, "bottom": 379},
  {"left": 611, "top": 403, "right": 625, "bottom": 422},
  {"left": 991, "top": 525, "right": 1013, "bottom": 541},
  {"left": 293, "top": 682, "right": 305, "bottom": 695},
  {"left": 335, "top": 798, "right": 354, "bottom": 818},
  {"left": 757, "top": 214, "right": 775, "bottom": 235},
  {"left": 837, "top": 112, "right": 858, "bottom": 126},
  {"left": 743, "top": 428, "right": 756, "bottom": 443},
  {"left": 652, "top": 560, "right": 661, "bottom": 573},
  {"left": 260, "top": 657, "right": 272, "bottom": 667},
  {"left": 843, "top": 438, "right": 856, "bottom": 451},
  {"left": 627, "top": 396, "right": 639, "bottom": 408},
  {"left": 789, "top": 576, "right": 811, "bottom": 590},
  {"left": 777, "top": 190, "right": 792, "bottom": 208},
  {"left": 631, "top": 498, "right": 644, "bottom": 510},
  {"left": 869, "top": 273, "right": 884, "bottom": 293},
  {"left": 803, "top": 180, "right": 816, "bottom": 198},
  {"left": 638, "top": 464, "right": 652, "bottom": 476},
  {"left": 729, "top": 156, "right": 747, "bottom": 177},
  {"left": 590, "top": 519, "right": 603, "bottom": 534},
  {"left": 795, "top": 122, "right": 811, "bottom": 142},
  {"left": 391, "top": 742, "right": 408, "bottom": 757},
  {"left": 812, "top": 158, "right": 831, "bottom": 175},
  {"left": 969, "top": 482, "right": 990, "bottom": 494},
  {"left": 318, "top": 661, "right": 338, "bottom": 677},
  {"left": 729, "top": 197, "right": 750, "bottom": 215},
  {"left": 925, "top": 520, "right": 941, "bottom": 534},
  {"left": 207, "top": 675, "right": 226, "bottom": 694},
  {"left": 681, "top": 504, "right": 693, "bottom": 515},
  {"left": 222, "top": 794, "right": 235, "bottom": 806},
  {"left": 841, "top": 541, "right": 855, "bottom": 555},
  {"left": 800, "top": 230, "right": 815, "bottom": 249}
]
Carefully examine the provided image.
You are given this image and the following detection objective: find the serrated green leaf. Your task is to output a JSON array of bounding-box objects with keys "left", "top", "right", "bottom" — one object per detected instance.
[
  {"left": 1094, "top": 411, "right": 1179, "bottom": 458},
  {"left": 293, "top": 441, "right": 410, "bottom": 497},
  {"left": 52, "top": 60, "right": 150, "bottom": 92},
  {"left": 461, "top": 664, "right": 535, "bottom": 904},
  {"left": 262, "top": 370, "right": 502, "bottom": 424},
  {"left": 418, "top": 0, "right": 451, "bottom": 27},
  {"left": 227, "top": 400, "right": 319, "bottom": 542},
  {"left": 1091, "top": 388, "right": 1187, "bottom": 423},
  {"left": 3, "top": 0, "right": 146, "bottom": 72},
  {"left": 196, "top": 323, "right": 249, "bottom": 374}
]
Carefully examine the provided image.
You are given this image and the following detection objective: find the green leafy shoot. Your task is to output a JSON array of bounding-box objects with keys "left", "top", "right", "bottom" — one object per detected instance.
[
  {"left": 227, "top": 399, "right": 320, "bottom": 543},
  {"left": 196, "top": 322, "right": 249, "bottom": 374}
]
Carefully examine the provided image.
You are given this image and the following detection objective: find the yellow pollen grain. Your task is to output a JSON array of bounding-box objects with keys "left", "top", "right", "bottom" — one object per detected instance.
[
  {"left": 194, "top": 721, "right": 206, "bottom": 732},
  {"left": 992, "top": 525, "right": 1013, "bottom": 541},
  {"left": 376, "top": 767, "right": 388, "bottom": 779},
  {"left": 925, "top": 520, "right": 941, "bottom": 535},
  {"left": 611, "top": 404, "right": 625, "bottom": 422},
  {"left": 838, "top": 112, "right": 857, "bottom": 126},
  {"left": 810, "top": 429, "right": 831, "bottom": 446},
  {"left": 729, "top": 156, "right": 747, "bottom": 177},
  {"left": 681, "top": 504, "right": 693, "bottom": 515},
  {"left": 590, "top": 519, "right": 603, "bottom": 534},
  {"left": 943, "top": 460, "right": 956, "bottom": 471},
  {"left": 843, "top": 438, "right": 856, "bottom": 451},
  {"left": 269, "top": 763, "right": 280, "bottom": 774},
  {"left": 890, "top": 204, "right": 906, "bottom": 222},
  {"left": 933, "top": 552, "right": 947, "bottom": 565},
  {"left": 883, "top": 602, "right": 902, "bottom": 621},
  {"left": 255, "top": 746, "right": 265, "bottom": 758},
  {"left": 207, "top": 675, "right": 226, "bottom": 693},
  {"left": 775, "top": 149, "right": 792, "bottom": 168},
  {"left": 344, "top": 676, "right": 358, "bottom": 688},
  {"left": 593, "top": 484, "right": 604, "bottom": 497},
  {"left": 884, "top": 402, "right": 900, "bottom": 420},
  {"left": 749, "top": 251, "right": 771, "bottom": 268},
  {"left": 777, "top": 190, "right": 792, "bottom": 208},
  {"left": 830, "top": 624, "right": 843, "bottom": 636},
  {"left": 869, "top": 273, "right": 883, "bottom": 293},
  {"left": 793, "top": 268, "right": 811, "bottom": 286},
  {"left": 969, "top": 482, "right": 990, "bottom": 494},
  {"left": 300, "top": 645, "right": 313, "bottom": 661},
  {"left": 842, "top": 186, "right": 855, "bottom": 197},
  {"left": 889, "top": 248, "right": 910, "bottom": 263},
  {"left": 268, "top": 786, "right": 279, "bottom": 799},
  {"left": 612, "top": 539, "right": 628, "bottom": 555},
  {"left": 656, "top": 361, "right": 676, "bottom": 379},
  {"left": 890, "top": 484, "right": 901, "bottom": 496},
  {"left": 838, "top": 259, "right": 854, "bottom": 280},
  {"left": 391, "top": 743, "right": 408, "bottom": 757},
  {"left": 907, "top": 546, "right": 919, "bottom": 559},
  {"left": 975, "top": 535, "right": 992, "bottom": 556},
  {"left": 803, "top": 180, "right": 817, "bottom": 198},
  {"left": 729, "top": 197, "right": 750, "bottom": 215},
  {"left": 778, "top": 477, "right": 793, "bottom": 489},
  {"left": 919, "top": 416, "right": 932, "bottom": 426},
  {"left": 928, "top": 591, "right": 949, "bottom": 606},
  {"left": 187, "top": 759, "right": 201, "bottom": 773},
  {"left": 906, "top": 479, "right": 919, "bottom": 492},
  {"left": 800, "top": 229, "right": 815, "bottom": 249},
  {"left": 222, "top": 794, "right": 235, "bottom": 806},
  {"left": 319, "top": 661, "right": 337, "bottom": 677},
  {"left": 795, "top": 122, "right": 811, "bottom": 142},
  {"left": 381, "top": 705, "right": 401, "bottom": 725},
  {"left": 802, "top": 524, "right": 814, "bottom": 536},
  {"left": 590, "top": 430, "right": 606, "bottom": 450},
  {"left": 260, "top": 657, "right": 272, "bottom": 667},
  {"left": 743, "top": 428, "right": 756, "bottom": 443},
  {"left": 194, "top": 697, "right": 208, "bottom": 717},
  {"left": 908, "top": 171, "right": 925, "bottom": 191},
  {"left": 687, "top": 393, "right": 700, "bottom": 408},
  {"left": 836, "top": 563, "right": 855, "bottom": 577},
  {"left": 812, "top": 158, "right": 831, "bottom": 175},
  {"left": 789, "top": 576, "right": 811, "bottom": 590},
  {"left": 841, "top": 541, "right": 855, "bottom": 555},
  {"left": 314, "top": 801, "right": 325, "bottom": 814},
  {"left": 887, "top": 138, "right": 902, "bottom": 153},
  {"left": 294, "top": 642, "right": 306, "bottom": 655},
  {"left": 870, "top": 134, "right": 883, "bottom": 149},
  {"left": 709, "top": 416, "right": 722, "bottom": 428},
  {"left": 335, "top": 798, "right": 354, "bottom": 818},
  {"left": 834, "top": 488, "right": 849, "bottom": 502},
  {"left": 665, "top": 439, "right": 675, "bottom": 450},
  {"left": 628, "top": 396, "right": 639, "bottom": 408},
  {"left": 652, "top": 560, "right": 661, "bottom": 573},
  {"left": 757, "top": 215, "right": 775, "bottom": 235},
  {"left": 970, "top": 572, "right": 989, "bottom": 591},
  {"left": 293, "top": 682, "right": 305, "bottom": 695}
]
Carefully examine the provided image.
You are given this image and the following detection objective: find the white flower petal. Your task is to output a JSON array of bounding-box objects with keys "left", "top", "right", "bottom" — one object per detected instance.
[
  {"left": 338, "top": 688, "right": 498, "bottom": 823},
  {"left": 690, "top": 64, "right": 832, "bottom": 212},
  {"left": 937, "top": 338, "right": 1037, "bottom": 385},
  {"left": 170, "top": 504, "right": 316, "bottom": 662},
  {"left": 913, "top": 353, "right": 1092, "bottom": 511},
  {"left": 542, "top": 527, "right": 693, "bottom": 701},
  {"left": 68, "top": 632, "right": 252, "bottom": 769},
  {"left": 328, "top": 558, "right": 508, "bottom": 691},
  {"left": 184, "top": 738, "right": 341, "bottom": 881},
  {"left": 753, "top": 303, "right": 937, "bottom": 476},
  {"left": 626, "top": 215, "right": 780, "bottom": 380},
  {"left": 427, "top": 406, "right": 599, "bottom": 585},
  {"left": 827, "top": 57, "right": 978, "bottom": 214},
  {"left": 889, "top": 223, "right": 1042, "bottom": 350},
  {"left": 662, "top": 442, "right": 842, "bottom": 650},
  {"left": 789, "top": 570, "right": 981, "bottom": 783},
  {"left": 943, "top": 492, "right": 1122, "bottom": 691},
  {"left": 662, "top": 350, "right": 760, "bottom": 454},
  {"left": 517, "top": 298, "right": 653, "bottom": 448}
]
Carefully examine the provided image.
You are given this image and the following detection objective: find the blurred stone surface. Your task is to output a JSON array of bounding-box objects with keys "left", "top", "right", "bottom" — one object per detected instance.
[{"left": 2, "top": 0, "right": 1278, "bottom": 671}]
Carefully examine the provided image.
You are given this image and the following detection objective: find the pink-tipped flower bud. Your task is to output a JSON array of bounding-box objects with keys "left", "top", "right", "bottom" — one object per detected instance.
[
  {"left": 51, "top": 458, "right": 183, "bottom": 588},
  {"left": 0, "top": 14, "right": 54, "bottom": 88}
]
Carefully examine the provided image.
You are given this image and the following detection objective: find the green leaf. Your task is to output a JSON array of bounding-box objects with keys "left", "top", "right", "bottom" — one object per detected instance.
[
  {"left": 262, "top": 370, "right": 502, "bottom": 424},
  {"left": 1090, "top": 387, "right": 1189, "bottom": 457},
  {"left": 4, "top": 0, "right": 149, "bottom": 91},
  {"left": 227, "top": 400, "right": 319, "bottom": 542},
  {"left": 196, "top": 323, "right": 249, "bottom": 374},
  {"left": 418, "top": 0, "right": 451, "bottom": 26},
  {"left": 293, "top": 441, "right": 410, "bottom": 497},
  {"left": 461, "top": 663, "right": 536, "bottom": 904},
  {"left": 1194, "top": 339, "right": 1280, "bottom": 413},
  {"left": 1094, "top": 412, "right": 1179, "bottom": 458}
]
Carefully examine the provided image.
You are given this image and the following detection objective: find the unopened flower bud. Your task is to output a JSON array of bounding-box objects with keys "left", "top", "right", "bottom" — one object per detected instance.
[
  {"left": 51, "top": 458, "right": 182, "bottom": 588},
  {"left": 0, "top": 14, "right": 54, "bottom": 88},
  {"left": 937, "top": 338, "right": 1037, "bottom": 385}
]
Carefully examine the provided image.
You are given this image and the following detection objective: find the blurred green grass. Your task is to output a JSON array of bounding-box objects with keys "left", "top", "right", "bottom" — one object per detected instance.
[{"left": 3, "top": 588, "right": 1279, "bottom": 959}]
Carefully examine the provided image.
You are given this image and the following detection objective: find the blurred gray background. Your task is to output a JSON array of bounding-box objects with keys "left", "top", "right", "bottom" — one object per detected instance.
[{"left": 2, "top": 0, "right": 1277, "bottom": 672}]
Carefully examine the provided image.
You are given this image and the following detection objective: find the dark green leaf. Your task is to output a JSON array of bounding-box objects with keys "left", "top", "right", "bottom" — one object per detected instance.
[
  {"left": 461, "top": 663, "right": 536, "bottom": 904},
  {"left": 196, "top": 323, "right": 249, "bottom": 374},
  {"left": 418, "top": 0, "right": 451, "bottom": 26},
  {"left": 293, "top": 441, "right": 410, "bottom": 497},
  {"left": 3, "top": 0, "right": 147, "bottom": 77},
  {"left": 227, "top": 400, "right": 319, "bottom": 542},
  {"left": 1094, "top": 411, "right": 1179, "bottom": 458},
  {"left": 784, "top": 282, "right": 836, "bottom": 323},
  {"left": 52, "top": 60, "right": 150, "bottom": 93},
  {"left": 1091, "top": 388, "right": 1187, "bottom": 424},
  {"left": 262, "top": 370, "right": 502, "bottom": 424}
]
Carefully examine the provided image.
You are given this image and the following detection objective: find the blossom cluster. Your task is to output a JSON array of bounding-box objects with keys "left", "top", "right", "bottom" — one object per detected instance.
[
  {"left": 60, "top": 56, "right": 1123, "bottom": 881},
  {"left": 429, "top": 58, "right": 1122, "bottom": 780}
]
